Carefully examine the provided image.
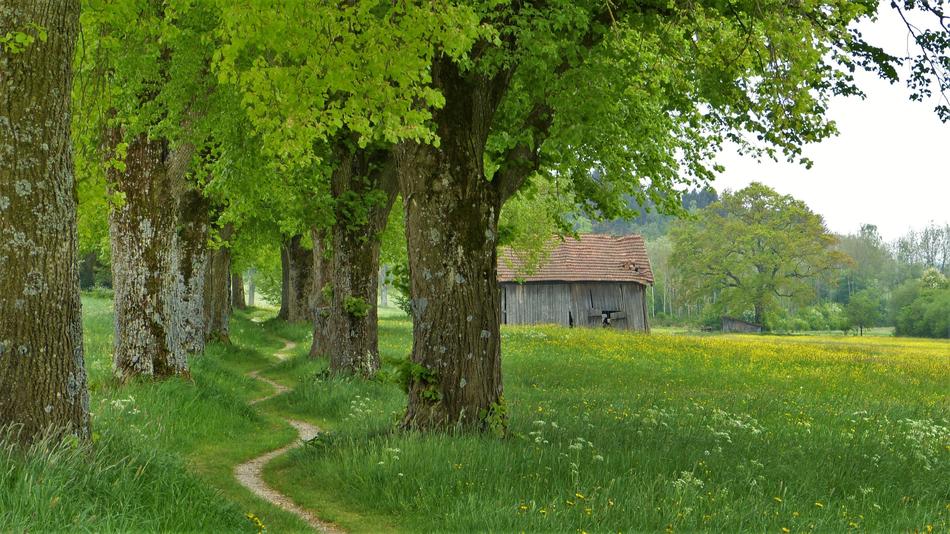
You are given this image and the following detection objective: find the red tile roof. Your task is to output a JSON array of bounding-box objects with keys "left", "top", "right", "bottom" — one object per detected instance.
[{"left": 498, "top": 234, "right": 654, "bottom": 285}]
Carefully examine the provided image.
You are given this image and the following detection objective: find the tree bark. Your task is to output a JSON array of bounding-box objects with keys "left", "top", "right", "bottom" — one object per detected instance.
[
  {"left": 309, "top": 228, "right": 332, "bottom": 358},
  {"left": 232, "top": 270, "right": 246, "bottom": 310},
  {"left": 203, "top": 223, "right": 232, "bottom": 343},
  {"left": 108, "top": 129, "right": 189, "bottom": 380},
  {"left": 280, "top": 235, "right": 313, "bottom": 322},
  {"left": 323, "top": 148, "right": 397, "bottom": 376},
  {"left": 177, "top": 188, "right": 210, "bottom": 354},
  {"left": 395, "top": 59, "right": 514, "bottom": 432},
  {"left": 277, "top": 244, "right": 290, "bottom": 319},
  {"left": 0, "top": 0, "right": 91, "bottom": 443}
]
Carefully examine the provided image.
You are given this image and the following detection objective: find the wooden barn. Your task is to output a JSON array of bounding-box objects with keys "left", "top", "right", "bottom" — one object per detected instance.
[
  {"left": 721, "top": 317, "right": 764, "bottom": 333},
  {"left": 498, "top": 235, "right": 654, "bottom": 331}
]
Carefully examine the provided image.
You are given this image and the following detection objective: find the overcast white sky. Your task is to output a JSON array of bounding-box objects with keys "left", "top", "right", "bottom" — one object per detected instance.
[{"left": 711, "top": 5, "right": 949, "bottom": 241}]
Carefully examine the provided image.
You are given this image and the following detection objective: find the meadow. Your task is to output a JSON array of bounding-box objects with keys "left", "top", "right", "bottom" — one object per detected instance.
[{"left": 2, "top": 296, "right": 948, "bottom": 532}]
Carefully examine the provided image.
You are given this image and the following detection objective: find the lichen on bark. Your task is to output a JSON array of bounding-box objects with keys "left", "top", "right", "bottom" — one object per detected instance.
[{"left": 0, "top": 0, "right": 91, "bottom": 444}]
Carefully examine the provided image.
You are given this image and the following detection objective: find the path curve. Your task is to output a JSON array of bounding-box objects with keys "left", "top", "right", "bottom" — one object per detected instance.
[{"left": 234, "top": 339, "right": 343, "bottom": 533}]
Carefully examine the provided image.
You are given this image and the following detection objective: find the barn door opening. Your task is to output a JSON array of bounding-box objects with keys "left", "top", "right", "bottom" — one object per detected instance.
[{"left": 501, "top": 285, "right": 507, "bottom": 325}]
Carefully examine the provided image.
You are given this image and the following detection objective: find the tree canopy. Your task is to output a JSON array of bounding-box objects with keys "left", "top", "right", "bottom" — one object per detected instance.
[{"left": 672, "top": 183, "right": 847, "bottom": 325}]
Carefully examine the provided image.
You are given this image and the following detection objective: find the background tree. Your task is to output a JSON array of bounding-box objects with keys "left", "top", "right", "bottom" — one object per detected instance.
[
  {"left": 672, "top": 183, "right": 846, "bottom": 326},
  {"left": 894, "top": 223, "right": 950, "bottom": 277},
  {"left": 0, "top": 0, "right": 91, "bottom": 443},
  {"left": 892, "top": 268, "right": 950, "bottom": 338},
  {"left": 845, "top": 289, "right": 882, "bottom": 335},
  {"left": 834, "top": 224, "right": 898, "bottom": 302}
]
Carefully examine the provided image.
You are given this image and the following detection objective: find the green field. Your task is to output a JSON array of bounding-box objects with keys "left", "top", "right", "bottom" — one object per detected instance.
[{"left": 2, "top": 295, "right": 948, "bottom": 532}]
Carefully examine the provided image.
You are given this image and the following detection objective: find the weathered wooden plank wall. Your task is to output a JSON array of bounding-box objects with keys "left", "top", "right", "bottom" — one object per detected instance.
[
  {"left": 722, "top": 317, "right": 763, "bottom": 333},
  {"left": 502, "top": 283, "right": 572, "bottom": 326},
  {"left": 502, "top": 281, "right": 650, "bottom": 332}
]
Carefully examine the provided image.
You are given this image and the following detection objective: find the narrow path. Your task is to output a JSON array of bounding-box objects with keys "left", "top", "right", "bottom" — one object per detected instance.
[{"left": 234, "top": 339, "right": 343, "bottom": 533}]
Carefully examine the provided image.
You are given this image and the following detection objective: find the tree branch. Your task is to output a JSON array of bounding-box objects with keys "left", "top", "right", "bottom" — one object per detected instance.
[{"left": 492, "top": 103, "right": 554, "bottom": 202}]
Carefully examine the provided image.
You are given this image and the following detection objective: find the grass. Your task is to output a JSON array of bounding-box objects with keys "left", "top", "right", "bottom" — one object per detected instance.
[
  {"left": 0, "top": 296, "right": 309, "bottom": 532},
  {"left": 2, "top": 295, "right": 948, "bottom": 532},
  {"left": 265, "top": 319, "right": 950, "bottom": 533}
]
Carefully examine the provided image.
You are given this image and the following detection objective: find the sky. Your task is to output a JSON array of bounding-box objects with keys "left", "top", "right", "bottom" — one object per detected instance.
[{"left": 711, "top": 5, "right": 948, "bottom": 241}]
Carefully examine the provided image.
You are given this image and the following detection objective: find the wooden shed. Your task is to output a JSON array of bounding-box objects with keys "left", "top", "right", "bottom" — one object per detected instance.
[
  {"left": 721, "top": 317, "right": 764, "bottom": 333},
  {"left": 498, "top": 234, "right": 654, "bottom": 331}
]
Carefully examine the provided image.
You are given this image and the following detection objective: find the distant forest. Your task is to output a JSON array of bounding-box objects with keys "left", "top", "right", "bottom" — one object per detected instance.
[{"left": 588, "top": 188, "right": 719, "bottom": 239}]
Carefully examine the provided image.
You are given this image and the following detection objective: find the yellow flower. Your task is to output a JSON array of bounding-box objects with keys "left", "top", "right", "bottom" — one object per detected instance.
[
  {"left": 576, "top": 492, "right": 586, "bottom": 500},
  {"left": 781, "top": 528, "right": 790, "bottom": 533},
  {"left": 814, "top": 501, "right": 824, "bottom": 508},
  {"left": 774, "top": 496, "right": 783, "bottom": 503}
]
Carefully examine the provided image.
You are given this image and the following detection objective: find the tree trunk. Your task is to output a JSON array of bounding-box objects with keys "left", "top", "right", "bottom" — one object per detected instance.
[
  {"left": 280, "top": 235, "right": 313, "bottom": 322},
  {"left": 0, "top": 0, "right": 91, "bottom": 443},
  {"left": 247, "top": 267, "right": 256, "bottom": 306},
  {"left": 395, "top": 60, "right": 513, "bottom": 432},
  {"left": 277, "top": 245, "right": 290, "bottom": 319},
  {"left": 232, "top": 270, "right": 246, "bottom": 310},
  {"left": 177, "top": 188, "right": 210, "bottom": 354},
  {"left": 108, "top": 130, "right": 189, "bottom": 380},
  {"left": 309, "top": 228, "right": 332, "bottom": 358},
  {"left": 323, "top": 148, "right": 397, "bottom": 376},
  {"left": 204, "top": 224, "right": 232, "bottom": 343}
]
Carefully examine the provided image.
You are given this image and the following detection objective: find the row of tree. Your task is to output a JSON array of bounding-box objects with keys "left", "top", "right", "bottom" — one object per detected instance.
[{"left": 2, "top": 0, "right": 948, "bottom": 445}]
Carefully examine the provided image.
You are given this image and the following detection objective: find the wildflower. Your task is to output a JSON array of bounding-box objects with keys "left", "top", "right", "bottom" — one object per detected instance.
[
  {"left": 781, "top": 528, "right": 790, "bottom": 533},
  {"left": 814, "top": 501, "right": 824, "bottom": 508},
  {"left": 518, "top": 503, "right": 528, "bottom": 512},
  {"left": 584, "top": 507, "right": 592, "bottom": 516},
  {"left": 566, "top": 500, "right": 575, "bottom": 506},
  {"left": 539, "top": 508, "right": 547, "bottom": 516},
  {"left": 575, "top": 492, "right": 585, "bottom": 500},
  {"left": 773, "top": 496, "right": 783, "bottom": 503},
  {"left": 245, "top": 512, "right": 266, "bottom": 534}
]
